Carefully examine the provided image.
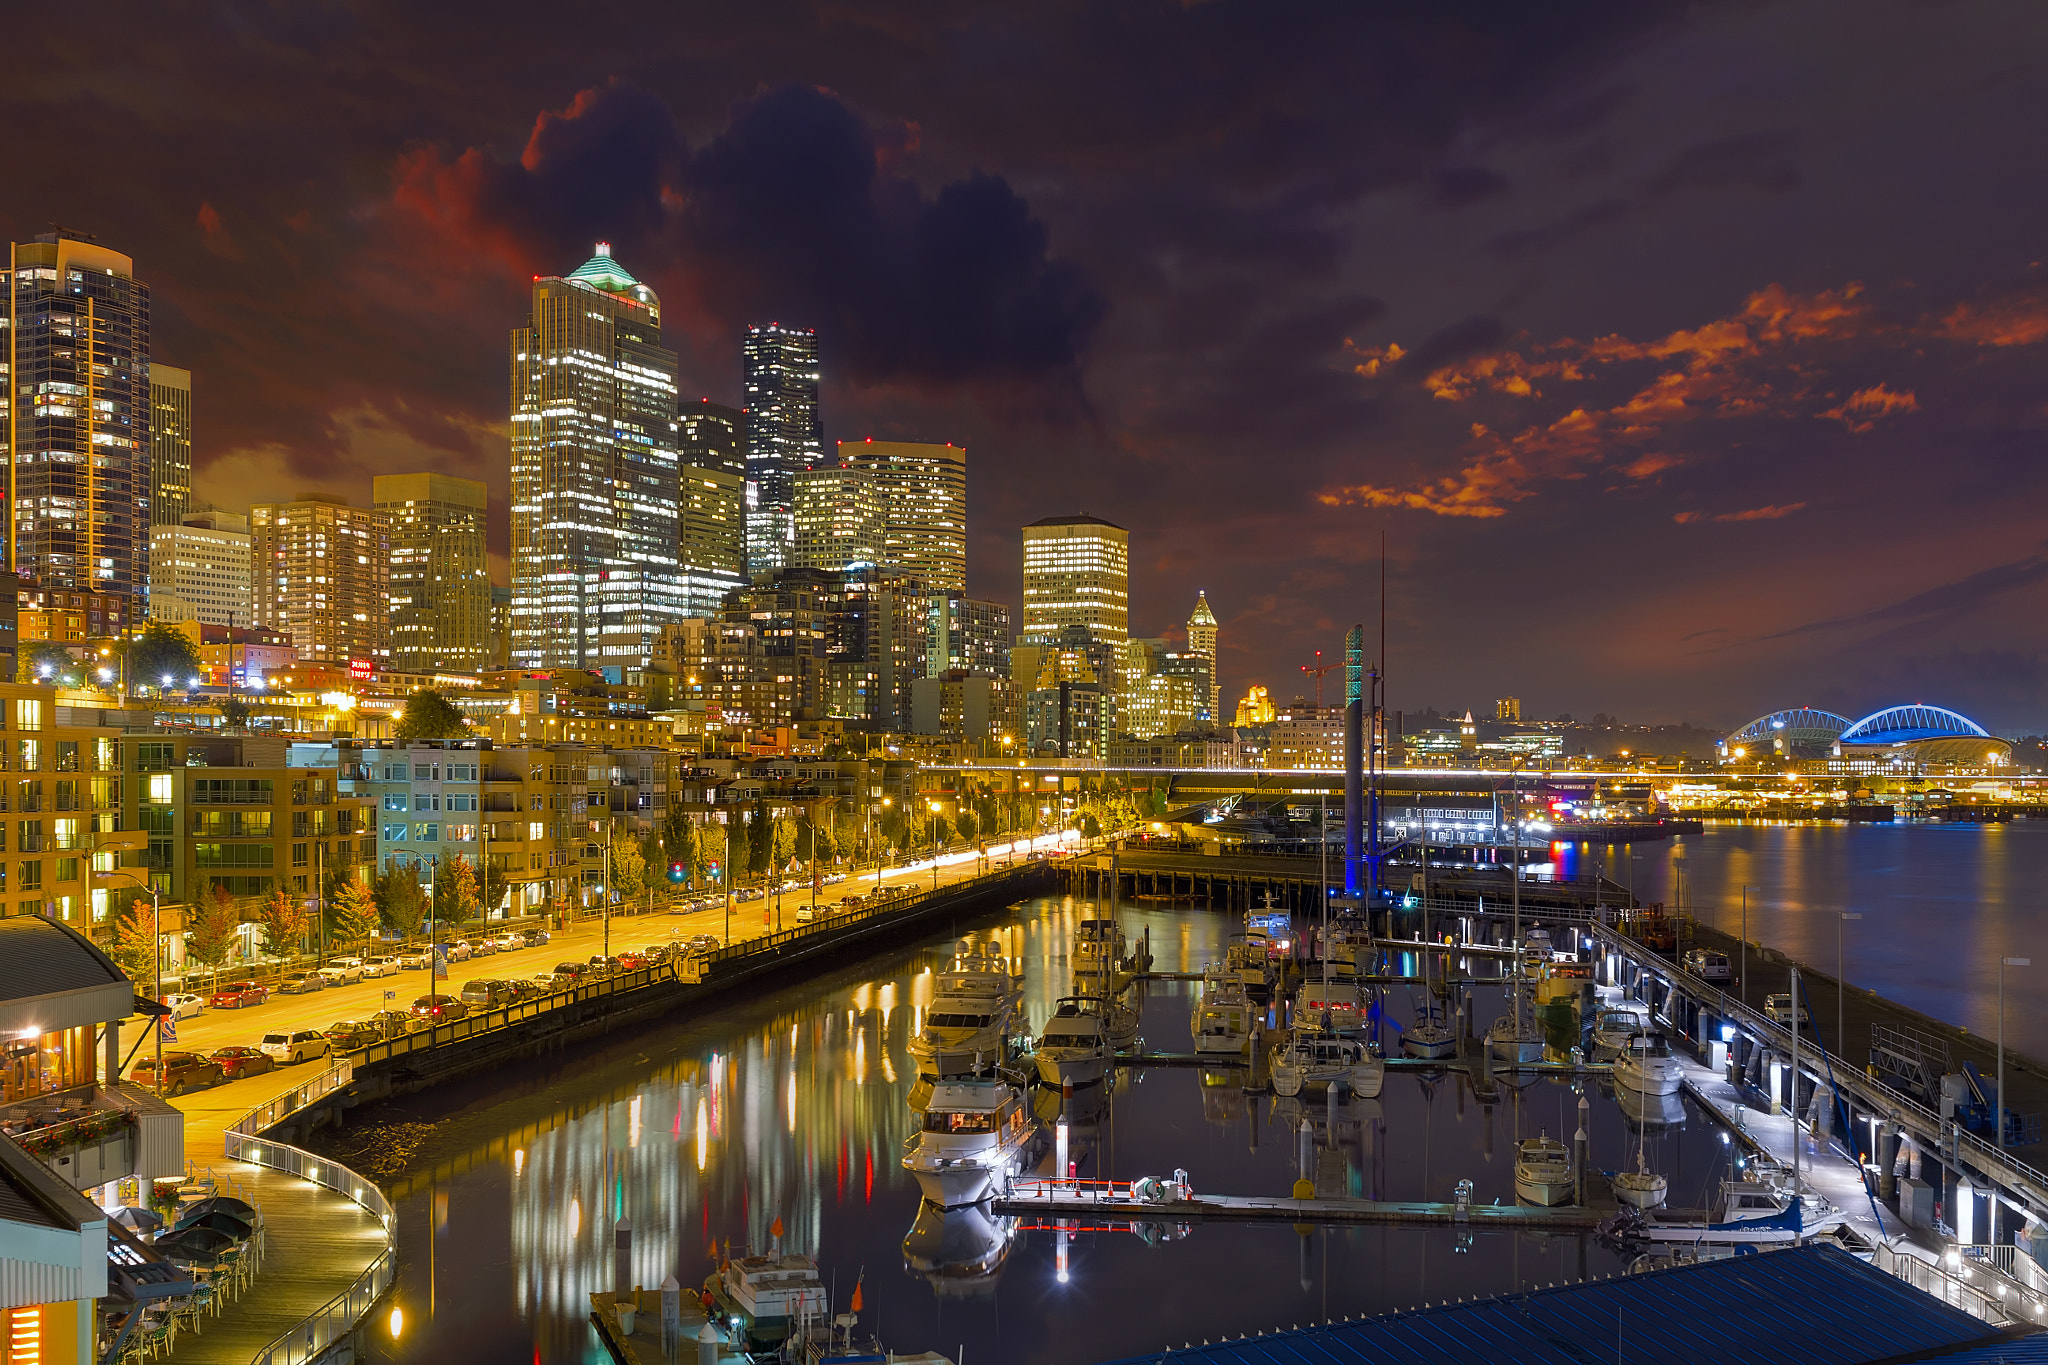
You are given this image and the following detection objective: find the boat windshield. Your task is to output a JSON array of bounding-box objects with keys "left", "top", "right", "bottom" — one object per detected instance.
[
  {"left": 1627, "top": 1035, "right": 1671, "bottom": 1057},
  {"left": 925, "top": 1111, "right": 997, "bottom": 1134},
  {"left": 1043, "top": 1028, "right": 1096, "bottom": 1045},
  {"left": 928, "top": 1013, "right": 993, "bottom": 1028}
]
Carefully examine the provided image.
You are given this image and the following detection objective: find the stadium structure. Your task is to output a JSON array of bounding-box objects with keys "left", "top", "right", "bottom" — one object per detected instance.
[{"left": 1718, "top": 705, "right": 2011, "bottom": 772}]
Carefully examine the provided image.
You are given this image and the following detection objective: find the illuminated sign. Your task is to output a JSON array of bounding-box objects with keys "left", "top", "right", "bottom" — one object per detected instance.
[{"left": 348, "top": 658, "right": 375, "bottom": 681}]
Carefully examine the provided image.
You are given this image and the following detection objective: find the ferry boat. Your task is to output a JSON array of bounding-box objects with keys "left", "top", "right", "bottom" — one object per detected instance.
[
  {"left": 1269, "top": 1029, "right": 1384, "bottom": 1098},
  {"left": 704, "top": 1247, "right": 829, "bottom": 1349},
  {"left": 1607, "top": 1180, "right": 1804, "bottom": 1244},
  {"left": 1513, "top": 1132, "right": 1574, "bottom": 1206},
  {"left": 1035, "top": 995, "right": 1135, "bottom": 1088},
  {"left": 1591, "top": 1005, "right": 1652, "bottom": 1059},
  {"left": 1614, "top": 1033, "right": 1685, "bottom": 1096},
  {"left": 1190, "top": 966, "right": 1256, "bottom": 1056},
  {"left": 901, "top": 1077, "right": 1036, "bottom": 1207},
  {"left": 1073, "top": 918, "right": 1125, "bottom": 974},
  {"left": 909, "top": 942, "right": 1023, "bottom": 1079}
]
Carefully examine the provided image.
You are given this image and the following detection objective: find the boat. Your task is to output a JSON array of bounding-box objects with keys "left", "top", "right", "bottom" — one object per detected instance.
[
  {"left": 900, "top": 1199, "right": 1019, "bottom": 1299},
  {"left": 784, "top": 1303, "right": 957, "bottom": 1365},
  {"left": 1614, "top": 1033, "right": 1684, "bottom": 1096},
  {"left": 1590, "top": 1004, "right": 1651, "bottom": 1059},
  {"left": 1224, "top": 935, "right": 1276, "bottom": 1001},
  {"left": 1486, "top": 1011, "right": 1545, "bottom": 1064},
  {"left": 1616, "top": 1084, "right": 1687, "bottom": 1129},
  {"left": 1269, "top": 1029, "right": 1384, "bottom": 1098},
  {"left": 1403, "top": 1011, "right": 1458, "bottom": 1060},
  {"left": 1513, "top": 1131, "right": 1575, "bottom": 1206},
  {"left": 1033, "top": 995, "right": 1134, "bottom": 1087},
  {"left": 704, "top": 1243, "right": 829, "bottom": 1349},
  {"left": 908, "top": 942, "right": 1023, "bottom": 1079},
  {"left": 1073, "top": 918, "right": 1125, "bottom": 974},
  {"left": 901, "top": 1076, "right": 1037, "bottom": 1207},
  {"left": 1293, "top": 971, "right": 1365, "bottom": 1036},
  {"left": 1612, "top": 1151, "right": 1670, "bottom": 1210},
  {"left": 1190, "top": 967, "right": 1256, "bottom": 1056},
  {"left": 1605, "top": 1179, "right": 1804, "bottom": 1244}
]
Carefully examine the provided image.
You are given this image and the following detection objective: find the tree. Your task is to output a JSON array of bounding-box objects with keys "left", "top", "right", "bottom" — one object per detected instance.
[
  {"left": 108, "top": 903, "right": 157, "bottom": 982},
  {"left": 1080, "top": 812, "right": 1102, "bottom": 839},
  {"left": 257, "top": 888, "right": 311, "bottom": 959},
  {"left": 479, "top": 857, "right": 512, "bottom": 919},
  {"left": 221, "top": 697, "right": 251, "bottom": 728},
  {"left": 746, "top": 799, "right": 772, "bottom": 877},
  {"left": 125, "top": 623, "right": 206, "bottom": 694},
  {"left": 771, "top": 815, "right": 798, "bottom": 873},
  {"left": 611, "top": 825, "right": 647, "bottom": 903},
  {"left": 328, "top": 872, "right": 380, "bottom": 949},
  {"left": 376, "top": 861, "right": 428, "bottom": 941},
  {"left": 434, "top": 854, "right": 481, "bottom": 927},
  {"left": 954, "top": 810, "right": 979, "bottom": 844},
  {"left": 660, "top": 801, "right": 693, "bottom": 875},
  {"left": 184, "top": 886, "right": 241, "bottom": 978},
  {"left": 394, "top": 689, "right": 471, "bottom": 741},
  {"left": 19, "top": 641, "right": 76, "bottom": 686}
]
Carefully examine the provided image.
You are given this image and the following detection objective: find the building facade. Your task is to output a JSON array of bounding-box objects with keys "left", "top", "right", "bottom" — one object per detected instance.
[
  {"left": 0, "top": 683, "right": 121, "bottom": 929},
  {"left": 911, "top": 670, "right": 1021, "bottom": 744},
  {"left": 841, "top": 439, "right": 967, "bottom": 595},
  {"left": 147, "top": 363, "right": 191, "bottom": 530},
  {"left": 147, "top": 511, "right": 251, "bottom": 627},
  {"left": 509, "top": 245, "right": 683, "bottom": 674},
  {"left": 3, "top": 234, "right": 151, "bottom": 618},
  {"left": 1021, "top": 515, "right": 1129, "bottom": 652},
  {"left": 741, "top": 324, "right": 823, "bottom": 580},
  {"left": 1186, "top": 590, "right": 1219, "bottom": 722},
  {"left": 791, "top": 462, "right": 882, "bottom": 575},
  {"left": 926, "top": 596, "right": 1010, "bottom": 677},
  {"left": 375, "top": 472, "right": 490, "bottom": 674},
  {"left": 1025, "top": 680, "right": 1114, "bottom": 762},
  {"left": 249, "top": 496, "right": 390, "bottom": 668}
]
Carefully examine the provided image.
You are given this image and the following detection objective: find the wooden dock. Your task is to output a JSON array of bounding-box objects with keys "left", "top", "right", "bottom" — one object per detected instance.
[{"left": 993, "top": 1180, "right": 1606, "bottom": 1228}]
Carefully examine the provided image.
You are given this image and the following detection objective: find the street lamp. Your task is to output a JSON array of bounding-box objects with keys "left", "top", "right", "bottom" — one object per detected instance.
[
  {"left": 1999, "top": 956, "right": 2029, "bottom": 1150},
  {"left": 1836, "top": 912, "right": 1861, "bottom": 1055},
  {"left": 929, "top": 800, "right": 943, "bottom": 891},
  {"left": 100, "top": 866, "right": 162, "bottom": 1095}
]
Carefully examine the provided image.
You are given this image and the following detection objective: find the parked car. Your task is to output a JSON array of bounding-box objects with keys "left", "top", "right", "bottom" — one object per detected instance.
[
  {"left": 492, "top": 933, "right": 523, "bottom": 952},
  {"left": 460, "top": 979, "right": 511, "bottom": 1009},
  {"left": 504, "top": 980, "right": 544, "bottom": 1003},
  {"left": 410, "top": 994, "right": 469, "bottom": 1022},
  {"left": 1683, "top": 949, "right": 1733, "bottom": 982},
  {"left": 735, "top": 887, "right": 762, "bottom": 902},
  {"left": 552, "top": 962, "right": 588, "bottom": 983},
  {"left": 161, "top": 993, "right": 208, "bottom": 1020},
  {"left": 684, "top": 935, "right": 720, "bottom": 956},
  {"left": 794, "top": 905, "right": 819, "bottom": 924},
  {"left": 445, "top": 941, "right": 474, "bottom": 963},
  {"left": 397, "top": 949, "right": 434, "bottom": 970},
  {"left": 365, "top": 1009, "right": 417, "bottom": 1038},
  {"left": 586, "top": 955, "right": 623, "bottom": 977},
  {"left": 208, "top": 1045, "right": 275, "bottom": 1081},
  {"left": 316, "top": 964, "right": 363, "bottom": 988},
  {"left": 363, "top": 955, "right": 401, "bottom": 978},
  {"left": 259, "top": 1029, "right": 332, "bottom": 1065},
  {"left": 322, "top": 1021, "right": 380, "bottom": 1051},
  {"left": 467, "top": 938, "right": 497, "bottom": 958},
  {"left": 823, "top": 872, "right": 848, "bottom": 885},
  {"left": 277, "top": 972, "right": 325, "bottom": 995},
  {"left": 210, "top": 981, "right": 268, "bottom": 1009},
  {"left": 521, "top": 928, "right": 551, "bottom": 947},
  {"left": 330, "top": 956, "right": 368, "bottom": 979},
  {"left": 1764, "top": 993, "right": 1811, "bottom": 1027},
  {"left": 616, "top": 950, "right": 654, "bottom": 969},
  {"left": 131, "top": 1051, "right": 225, "bottom": 1095}
]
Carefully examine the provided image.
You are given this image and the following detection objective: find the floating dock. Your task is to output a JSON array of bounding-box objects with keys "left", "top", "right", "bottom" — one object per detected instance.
[{"left": 994, "top": 1179, "right": 1606, "bottom": 1228}]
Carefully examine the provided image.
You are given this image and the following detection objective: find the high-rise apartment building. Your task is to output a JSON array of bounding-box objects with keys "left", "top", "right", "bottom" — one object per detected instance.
[
  {"left": 148, "top": 511, "right": 251, "bottom": 627},
  {"left": 841, "top": 439, "right": 967, "bottom": 595},
  {"left": 742, "top": 323, "right": 822, "bottom": 580},
  {"left": 926, "top": 597, "right": 1010, "bottom": 677},
  {"left": 1186, "top": 590, "right": 1219, "bottom": 722},
  {"left": 375, "top": 473, "right": 490, "bottom": 673},
  {"left": 679, "top": 399, "right": 745, "bottom": 476},
  {"left": 148, "top": 363, "right": 192, "bottom": 529},
  {"left": 678, "top": 465, "right": 745, "bottom": 618},
  {"left": 510, "top": 245, "right": 684, "bottom": 674},
  {"left": 3, "top": 233, "right": 152, "bottom": 618},
  {"left": 250, "top": 495, "right": 389, "bottom": 668},
  {"left": 791, "top": 462, "right": 882, "bottom": 574},
  {"left": 1021, "top": 514, "right": 1129, "bottom": 651}
]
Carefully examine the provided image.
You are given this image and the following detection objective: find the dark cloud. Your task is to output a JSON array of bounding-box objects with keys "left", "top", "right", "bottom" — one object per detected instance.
[
  {"left": 1400, "top": 315, "right": 1508, "bottom": 377},
  {"left": 1768, "top": 551, "right": 2048, "bottom": 640},
  {"left": 1429, "top": 165, "right": 1510, "bottom": 209},
  {"left": 1645, "top": 131, "right": 1802, "bottom": 199}
]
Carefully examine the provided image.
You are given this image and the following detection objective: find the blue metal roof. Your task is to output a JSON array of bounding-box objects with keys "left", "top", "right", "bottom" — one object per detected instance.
[
  {"left": 1095, "top": 1245, "right": 2004, "bottom": 1365},
  {"left": 1920, "top": 1335, "right": 2048, "bottom": 1363}
]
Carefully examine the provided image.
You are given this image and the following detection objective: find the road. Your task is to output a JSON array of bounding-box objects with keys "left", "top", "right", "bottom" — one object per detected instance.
[{"left": 138, "top": 834, "right": 1080, "bottom": 1083}]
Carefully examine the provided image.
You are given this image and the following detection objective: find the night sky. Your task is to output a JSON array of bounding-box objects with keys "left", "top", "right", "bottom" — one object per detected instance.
[{"left": 13, "top": 2, "right": 2048, "bottom": 731}]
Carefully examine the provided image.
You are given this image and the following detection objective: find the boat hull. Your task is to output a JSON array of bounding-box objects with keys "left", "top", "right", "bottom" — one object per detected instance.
[
  {"left": 1616, "top": 1057, "right": 1684, "bottom": 1095},
  {"left": 1403, "top": 1026, "right": 1457, "bottom": 1060},
  {"left": 1516, "top": 1174, "right": 1575, "bottom": 1206},
  {"left": 1034, "top": 1049, "right": 1105, "bottom": 1089},
  {"left": 1612, "top": 1172, "right": 1669, "bottom": 1209},
  {"left": 1489, "top": 1035, "right": 1545, "bottom": 1064},
  {"left": 910, "top": 1032, "right": 1009, "bottom": 1079}
]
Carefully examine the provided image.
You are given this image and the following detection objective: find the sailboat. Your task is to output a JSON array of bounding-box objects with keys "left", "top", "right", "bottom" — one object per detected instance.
[{"left": 1487, "top": 771, "right": 1545, "bottom": 1064}]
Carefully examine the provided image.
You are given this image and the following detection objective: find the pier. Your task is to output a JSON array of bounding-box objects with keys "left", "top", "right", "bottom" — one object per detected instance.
[{"left": 994, "top": 1178, "right": 1607, "bottom": 1229}]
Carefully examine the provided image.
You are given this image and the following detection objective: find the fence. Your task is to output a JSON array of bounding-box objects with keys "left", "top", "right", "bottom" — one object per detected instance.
[{"left": 1870, "top": 1242, "right": 2018, "bottom": 1325}]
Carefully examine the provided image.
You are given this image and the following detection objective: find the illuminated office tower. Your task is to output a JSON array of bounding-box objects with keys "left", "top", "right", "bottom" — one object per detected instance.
[
  {"left": 841, "top": 439, "right": 966, "bottom": 595},
  {"left": 148, "top": 511, "right": 251, "bottom": 627},
  {"left": 509, "top": 244, "right": 684, "bottom": 673},
  {"left": 3, "top": 232, "right": 151, "bottom": 622},
  {"left": 926, "top": 596, "right": 1010, "bottom": 677},
  {"left": 250, "top": 495, "right": 390, "bottom": 667},
  {"left": 742, "top": 323, "right": 822, "bottom": 580},
  {"left": 1021, "top": 514, "right": 1129, "bottom": 650},
  {"left": 791, "top": 462, "right": 882, "bottom": 574},
  {"left": 1186, "top": 589, "right": 1219, "bottom": 722},
  {"left": 678, "top": 465, "right": 745, "bottom": 618},
  {"left": 149, "top": 363, "right": 192, "bottom": 528},
  {"left": 679, "top": 399, "right": 745, "bottom": 476},
  {"left": 375, "top": 472, "right": 489, "bottom": 673}
]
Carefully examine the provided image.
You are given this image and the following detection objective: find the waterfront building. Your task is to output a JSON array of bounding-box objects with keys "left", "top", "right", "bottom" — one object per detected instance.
[
  {"left": 841, "top": 439, "right": 967, "bottom": 595},
  {"left": 250, "top": 495, "right": 390, "bottom": 669},
  {"left": 196, "top": 623, "right": 293, "bottom": 687},
  {"left": 376, "top": 472, "right": 490, "bottom": 674},
  {"left": 1268, "top": 696, "right": 1344, "bottom": 768},
  {"left": 791, "top": 462, "right": 882, "bottom": 574},
  {"left": 742, "top": 323, "right": 823, "bottom": 580},
  {"left": 147, "top": 363, "right": 191, "bottom": 529},
  {"left": 147, "top": 511, "right": 251, "bottom": 628},
  {"left": 17, "top": 583, "right": 134, "bottom": 648},
  {"left": 1109, "top": 731, "right": 1243, "bottom": 768},
  {"left": 3, "top": 233, "right": 151, "bottom": 623},
  {"left": 510, "top": 245, "right": 684, "bottom": 673},
  {"left": 1021, "top": 514, "right": 1128, "bottom": 654},
  {"left": 927, "top": 597, "right": 1010, "bottom": 678},
  {"left": 1186, "top": 590, "right": 1219, "bottom": 721},
  {"left": 0, "top": 683, "right": 122, "bottom": 929}
]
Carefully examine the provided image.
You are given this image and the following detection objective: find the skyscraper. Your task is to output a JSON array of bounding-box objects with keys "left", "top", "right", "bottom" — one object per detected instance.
[
  {"left": 4, "top": 233, "right": 151, "bottom": 619},
  {"left": 741, "top": 323, "right": 822, "bottom": 580},
  {"left": 678, "top": 465, "right": 746, "bottom": 618},
  {"left": 1021, "top": 514, "right": 1129, "bottom": 650},
  {"left": 148, "top": 363, "right": 192, "bottom": 529},
  {"left": 791, "top": 462, "right": 882, "bottom": 574},
  {"left": 148, "top": 511, "right": 251, "bottom": 628},
  {"left": 375, "top": 472, "right": 490, "bottom": 673},
  {"left": 678, "top": 399, "right": 745, "bottom": 476},
  {"left": 250, "top": 495, "right": 390, "bottom": 668},
  {"left": 510, "top": 244, "right": 684, "bottom": 674},
  {"left": 1186, "top": 589, "right": 1219, "bottom": 722},
  {"left": 841, "top": 439, "right": 967, "bottom": 595},
  {"left": 926, "top": 596, "right": 1011, "bottom": 677}
]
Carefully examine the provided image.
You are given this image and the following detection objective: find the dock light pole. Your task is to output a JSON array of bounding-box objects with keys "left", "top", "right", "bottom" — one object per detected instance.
[
  {"left": 1999, "top": 957, "right": 2029, "bottom": 1149},
  {"left": 1837, "top": 912, "right": 1861, "bottom": 1059}
]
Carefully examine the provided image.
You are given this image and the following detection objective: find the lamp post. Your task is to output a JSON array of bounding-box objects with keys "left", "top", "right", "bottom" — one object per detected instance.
[
  {"left": 102, "top": 867, "right": 162, "bottom": 1094},
  {"left": 1836, "top": 911, "right": 1861, "bottom": 1057},
  {"left": 929, "top": 800, "right": 943, "bottom": 892},
  {"left": 1999, "top": 956, "right": 2029, "bottom": 1149}
]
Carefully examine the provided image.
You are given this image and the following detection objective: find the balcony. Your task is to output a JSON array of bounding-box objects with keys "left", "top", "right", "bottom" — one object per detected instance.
[{"left": 0, "top": 1082, "right": 185, "bottom": 1191}]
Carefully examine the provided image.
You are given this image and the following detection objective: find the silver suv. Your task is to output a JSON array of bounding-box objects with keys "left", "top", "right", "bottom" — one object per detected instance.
[{"left": 259, "top": 1029, "right": 332, "bottom": 1065}]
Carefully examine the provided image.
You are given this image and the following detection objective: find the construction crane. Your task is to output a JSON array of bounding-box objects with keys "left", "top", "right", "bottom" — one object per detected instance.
[{"left": 1300, "top": 650, "right": 1336, "bottom": 709}]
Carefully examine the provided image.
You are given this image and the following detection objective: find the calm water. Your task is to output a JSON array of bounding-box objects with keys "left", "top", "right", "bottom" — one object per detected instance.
[
  {"left": 332, "top": 823, "right": 2040, "bottom": 1364},
  {"left": 1548, "top": 822, "right": 2048, "bottom": 1057}
]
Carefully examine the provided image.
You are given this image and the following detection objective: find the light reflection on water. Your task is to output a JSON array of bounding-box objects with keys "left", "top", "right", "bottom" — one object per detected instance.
[{"left": 350, "top": 895, "right": 1741, "bottom": 1365}]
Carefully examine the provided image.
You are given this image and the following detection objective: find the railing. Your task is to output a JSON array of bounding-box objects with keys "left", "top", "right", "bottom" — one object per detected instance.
[
  {"left": 1870, "top": 1242, "right": 2018, "bottom": 1325},
  {"left": 223, "top": 1061, "right": 397, "bottom": 1365},
  {"left": 1960, "top": 1243, "right": 2048, "bottom": 1297}
]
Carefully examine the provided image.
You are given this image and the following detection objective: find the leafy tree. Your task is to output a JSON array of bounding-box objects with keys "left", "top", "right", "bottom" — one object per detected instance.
[
  {"left": 376, "top": 861, "right": 428, "bottom": 941},
  {"left": 19, "top": 641, "right": 76, "bottom": 685},
  {"left": 221, "top": 697, "right": 251, "bottom": 728},
  {"left": 610, "top": 824, "right": 647, "bottom": 903},
  {"left": 746, "top": 799, "right": 772, "bottom": 877},
  {"left": 126, "top": 623, "right": 206, "bottom": 693},
  {"left": 1080, "top": 812, "right": 1102, "bottom": 839},
  {"left": 434, "top": 854, "right": 481, "bottom": 926},
  {"left": 954, "top": 810, "right": 979, "bottom": 843},
  {"left": 393, "top": 689, "right": 471, "bottom": 741},
  {"left": 660, "top": 801, "right": 694, "bottom": 875},
  {"left": 479, "top": 856, "right": 512, "bottom": 918},
  {"left": 771, "top": 815, "right": 798, "bottom": 873},
  {"left": 722, "top": 815, "right": 745, "bottom": 884},
  {"left": 185, "top": 886, "right": 242, "bottom": 977},
  {"left": 258, "top": 888, "right": 311, "bottom": 959},
  {"left": 108, "top": 903, "right": 158, "bottom": 981},
  {"left": 328, "top": 872, "right": 381, "bottom": 949}
]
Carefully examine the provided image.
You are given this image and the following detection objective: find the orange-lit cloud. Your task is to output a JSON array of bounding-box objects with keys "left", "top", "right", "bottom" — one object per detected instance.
[
  {"left": 1819, "top": 383, "right": 1918, "bottom": 432},
  {"left": 1674, "top": 502, "right": 1807, "bottom": 524}
]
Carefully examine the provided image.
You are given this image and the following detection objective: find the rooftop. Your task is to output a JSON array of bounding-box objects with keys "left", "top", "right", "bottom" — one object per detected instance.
[
  {"left": 1025, "top": 513, "right": 1126, "bottom": 531},
  {"left": 566, "top": 242, "right": 645, "bottom": 295}
]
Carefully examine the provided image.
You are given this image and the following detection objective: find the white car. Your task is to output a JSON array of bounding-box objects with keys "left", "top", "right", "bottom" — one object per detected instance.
[
  {"left": 1683, "top": 949, "right": 1733, "bottom": 983},
  {"left": 363, "top": 956, "right": 401, "bottom": 977},
  {"left": 161, "top": 993, "right": 207, "bottom": 1020},
  {"left": 258, "top": 1029, "right": 333, "bottom": 1065},
  {"left": 493, "top": 933, "right": 522, "bottom": 952},
  {"left": 398, "top": 949, "right": 434, "bottom": 970},
  {"left": 317, "top": 963, "right": 364, "bottom": 987},
  {"left": 1764, "top": 993, "right": 1811, "bottom": 1028}
]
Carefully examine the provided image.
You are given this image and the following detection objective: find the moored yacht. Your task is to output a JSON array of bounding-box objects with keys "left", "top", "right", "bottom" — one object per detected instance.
[
  {"left": 1224, "top": 935, "right": 1276, "bottom": 1001},
  {"left": 1513, "top": 1131, "right": 1574, "bottom": 1206},
  {"left": 1073, "top": 918, "right": 1125, "bottom": 974},
  {"left": 1269, "top": 1029, "right": 1384, "bottom": 1098},
  {"left": 705, "top": 1246, "right": 829, "bottom": 1349},
  {"left": 1294, "top": 970, "right": 1365, "bottom": 1035},
  {"left": 1487, "top": 1010, "right": 1545, "bottom": 1064},
  {"left": 1614, "top": 1033, "right": 1685, "bottom": 1096},
  {"left": 909, "top": 942, "right": 1023, "bottom": 1079},
  {"left": 901, "top": 1076, "right": 1037, "bottom": 1208},
  {"left": 1403, "top": 1007, "right": 1458, "bottom": 1060},
  {"left": 1191, "top": 966, "right": 1256, "bottom": 1056},
  {"left": 1612, "top": 1179, "right": 1803, "bottom": 1243},
  {"left": 1035, "top": 997, "right": 1117, "bottom": 1088},
  {"left": 1591, "top": 1004, "right": 1652, "bottom": 1059}
]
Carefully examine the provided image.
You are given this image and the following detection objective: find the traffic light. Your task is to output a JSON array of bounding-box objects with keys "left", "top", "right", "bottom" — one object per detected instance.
[{"left": 667, "top": 862, "right": 687, "bottom": 885}]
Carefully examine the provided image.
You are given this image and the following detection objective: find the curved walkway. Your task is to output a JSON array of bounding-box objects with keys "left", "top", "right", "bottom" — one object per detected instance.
[{"left": 165, "top": 1069, "right": 390, "bottom": 1365}]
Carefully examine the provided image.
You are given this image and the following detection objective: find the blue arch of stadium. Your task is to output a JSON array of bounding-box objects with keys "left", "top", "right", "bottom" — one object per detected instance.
[{"left": 1725, "top": 704, "right": 1991, "bottom": 748}]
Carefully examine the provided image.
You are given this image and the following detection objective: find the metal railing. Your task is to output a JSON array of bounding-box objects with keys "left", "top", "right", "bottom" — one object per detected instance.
[
  {"left": 222, "top": 1062, "right": 397, "bottom": 1365},
  {"left": 1870, "top": 1242, "right": 2019, "bottom": 1325}
]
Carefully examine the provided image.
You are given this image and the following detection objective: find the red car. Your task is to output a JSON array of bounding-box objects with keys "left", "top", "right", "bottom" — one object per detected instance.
[
  {"left": 210, "top": 981, "right": 268, "bottom": 1009},
  {"left": 208, "top": 1045, "right": 276, "bottom": 1080}
]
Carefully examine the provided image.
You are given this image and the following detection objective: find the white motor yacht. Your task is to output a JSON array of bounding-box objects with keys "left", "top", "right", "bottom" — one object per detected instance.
[
  {"left": 1294, "top": 973, "right": 1365, "bottom": 1036},
  {"left": 1623, "top": 1180, "right": 1803, "bottom": 1243},
  {"left": 1614, "top": 1033, "right": 1685, "bottom": 1096},
  {"left": 1191, "top": 967, "right": 1256, "bottom": 1056},
  {"left": 1224, "top": 936, "right": 1276, "bottom": 1001},
  {"left": 1073, "top": 918, "right": 1125, "bottom": 975},
  {"left": 901, "top": 1077, "right": 1036, "bottom": 1208},
  {"left": 1035, "top": 997, "right": 1112, "bottom": 1088},
  {"left": 1590, "top": 1005, "right": 1651, "bottom": 1059},
  {"left": 1513, "top": 1132, "right": 1574, "bottom": 1206},
  {"left": 1269, "top": 1029, "right": 1384, "bottom": 1098},
  {"left": 705, "top": 1248, "right": 829, "bottom": 1349},
  {"left": 909, "top": 942, "right": 1023, "bottom": 1079}
]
